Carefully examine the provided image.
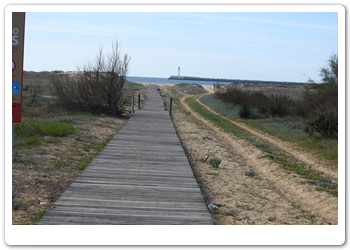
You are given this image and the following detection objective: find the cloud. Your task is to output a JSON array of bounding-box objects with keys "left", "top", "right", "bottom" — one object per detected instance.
[
  {"left": 180, "top": 12, "right": 337, "bottom": 31},
  {"left": 233, "top": 17, "right": 337, "bottom": 30},
  {"left": 26, "top": 18, "right": 114, "bottom": 37}
]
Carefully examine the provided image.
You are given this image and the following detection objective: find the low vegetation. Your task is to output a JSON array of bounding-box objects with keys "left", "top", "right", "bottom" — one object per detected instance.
[
  {"left": 214, "top": 52, "right": 338, "bottom": 139},
  {"left": 206, "top": 53, "right": 338, "bottom": 162},
  {"left": 208, "top": 157, "right": 222, "bottom": 169}
]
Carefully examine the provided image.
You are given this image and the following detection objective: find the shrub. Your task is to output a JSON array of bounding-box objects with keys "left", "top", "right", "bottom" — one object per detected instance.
[
  {"left": 214, "top": 86, "right": 294, "bottom": 118},
  {"left": 239, "top": 102, "right": 253, "bottom": 119},
  {"left": 267, "top": 94, "right": 292, "bottom": 117},
  {"left": 21, "top": 135, "right": 42, "bottom": 145},
  {"left": 304, "top": 111, "right": 337, "bottom": 139},
  {"left": 293, "top": 101, "right": 308, "bottom": 118},
  {"left": 214, "top": 85, "right": 250, "bottom": 106},
  {"left": 41, "top": 122, "right": 76, "bottom": 137},
  {"left": 250, "top": 92, "right": 270, "bottom": 116},
  {"left": 208, "top": 157, "right": 222, "bottom": 168},
  {"left": 319, "top": 52, "right": 338, "bottom": 86},
  {"left": 14, "top": 117, "right": 46, "bottom": 137},
  {"left": 244, "top": 169, "right": 257, "bottom": 177},
  {"left": 50, "top": 38, "right": 130, "bottom": 116},
  {"left": 299, "top": 53, "right": 338, "bottom": 140}
]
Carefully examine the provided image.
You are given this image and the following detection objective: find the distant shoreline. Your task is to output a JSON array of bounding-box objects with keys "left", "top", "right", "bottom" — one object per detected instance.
[
  {"left": 168, "top": 75, "right": 306, "bottom": 85},
  {"left": 23, "top": 71, "right": 307, "bottom": 86}
]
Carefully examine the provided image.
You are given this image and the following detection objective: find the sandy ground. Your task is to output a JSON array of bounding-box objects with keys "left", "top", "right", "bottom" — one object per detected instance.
[{"left": 156, "top": 82, "right": 338, "bottom": 225}]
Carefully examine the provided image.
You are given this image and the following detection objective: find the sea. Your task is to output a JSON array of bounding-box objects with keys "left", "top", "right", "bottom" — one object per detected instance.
[{"left": 126, "top": 76, "right": 228, "bottom": 85}]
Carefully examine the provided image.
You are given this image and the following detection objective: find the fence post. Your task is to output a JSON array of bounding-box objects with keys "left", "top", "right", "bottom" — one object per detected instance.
[
  {"left": 138, "top": 94, "right": 141, "bottom": 110},
  {"left": 170, "top": 98, "right": 173, "bottom": 116},
  {"left": 132, "top": 96, "right": 134, "bottom": 115}
]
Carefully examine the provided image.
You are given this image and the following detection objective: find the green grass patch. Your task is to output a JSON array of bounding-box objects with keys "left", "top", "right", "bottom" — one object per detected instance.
[
  {"left": 14, "top": 117, "right": 77, "bottom": 140},
  {"left": 206, "top": 172, "right": 219, "bottom": 176},
  {"left": 261, "top": 154, "right": 337, "bottom": 196},
  {"left": 55, "top": 161, "right": 71, "bottom": 167},
  {"left": 14, "top": 135, "right": 42, "bottom": 146},
  {"left": 41, "top": 122, "right": 75, "bottom": 137},
  {"left": 14, "top": 117, "right": 46, "bottom": 137},
  {"left": 299, "top": 137, "right": 338, "bottom": 161},
  {"left": 185, "top": 97, "right": 251, "bottom": 140},
  {"left": 32, "top": 209, "right": 47, "bottom": 224},
  {"left": 199, "top": 94, "right": 240, "bottom": 119}
]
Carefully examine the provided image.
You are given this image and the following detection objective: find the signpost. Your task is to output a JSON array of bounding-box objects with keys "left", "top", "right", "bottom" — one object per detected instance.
[{"left": 12, "top": 12, "right": 25, "bottom": 124}]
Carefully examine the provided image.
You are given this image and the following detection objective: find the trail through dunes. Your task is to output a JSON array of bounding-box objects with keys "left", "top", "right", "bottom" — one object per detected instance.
[{"left": 176, "top": 96, "right": 338, "bottom": 225}]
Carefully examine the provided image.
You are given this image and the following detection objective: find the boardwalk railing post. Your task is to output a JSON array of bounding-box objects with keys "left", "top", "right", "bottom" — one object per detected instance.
[
  {"left": 138, "top": 94, "right": 141, "bottom": 110},
  {"left": 170, "top": 98, "right": 173, "bottom": 116},
  {"left": 132, "top": 96, "right": 134, "bottom": 115}
]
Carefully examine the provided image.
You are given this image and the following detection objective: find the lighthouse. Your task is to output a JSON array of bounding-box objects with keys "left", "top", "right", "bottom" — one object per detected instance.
[{"left": 178, "top": 66, "right": 180, "bottom": 76}]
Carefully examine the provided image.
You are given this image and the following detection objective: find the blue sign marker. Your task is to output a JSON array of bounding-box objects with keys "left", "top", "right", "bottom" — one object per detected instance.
[{"left": 12, "top": 81, "right": 20, "bottom": 95}]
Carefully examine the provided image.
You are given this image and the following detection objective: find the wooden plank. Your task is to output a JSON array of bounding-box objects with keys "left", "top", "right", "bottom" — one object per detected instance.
[{"left": 37, "top": 84, "right": 212, "bottom": 225}]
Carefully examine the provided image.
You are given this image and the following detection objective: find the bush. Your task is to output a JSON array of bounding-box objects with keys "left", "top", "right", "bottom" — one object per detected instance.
[
  {"left": 239, "top": 102, "right": 253, "bottom": 119},
  {"left": 50, "top": 38, "right": 130, "bottom": 115},
  {"left": 214, "top": 85, "right": 294, "bottom": 118},
  {"left": 292, "top": 101, "right": 308, "bottom": 118},
  {"left": 299, "top": 53, "right": 338, "bottom": 140},
  {"left": 214, "top": 84, "right": 250, "bottom": 106},
  {"left": 244, "top": 169, "right": 257, "bottom": 177},
  {"left": 208, "top": 157, "right": 222, "bottom": 168},
  {"left": 14, "top": 117, "right": 46, "bottom": 137},
  {"left": 21, "top": 135, "right": 42, "bottom": 145},
  {"left": 304, "top": 110, "right": 337, "bottom": 139},
  {"left": 250, "top": 92, "right": 270, "bottom": 116},
  {"left": 267, "top": 94, "right": 292, "bottom": 117}
]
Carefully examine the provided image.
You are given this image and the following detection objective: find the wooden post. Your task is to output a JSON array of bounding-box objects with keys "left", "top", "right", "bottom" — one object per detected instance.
[
  {"left": 132, "top": 96, "right": 134, "bottom": 115},
  {"left": 138, "top": 94, "right": 141, "bottom": 110},
  {"left": 170, "top": 98, "right": 173, "bottom": 116}
]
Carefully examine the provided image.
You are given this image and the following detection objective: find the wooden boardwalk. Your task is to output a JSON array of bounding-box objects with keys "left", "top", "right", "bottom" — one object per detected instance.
[{"left": 37, "top": 84, "right": 213, "bottom": 225}]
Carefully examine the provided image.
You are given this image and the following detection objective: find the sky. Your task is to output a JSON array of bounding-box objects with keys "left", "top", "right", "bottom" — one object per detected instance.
[{"left": 23, "top": 9, "right": 338, "bottom": 83}]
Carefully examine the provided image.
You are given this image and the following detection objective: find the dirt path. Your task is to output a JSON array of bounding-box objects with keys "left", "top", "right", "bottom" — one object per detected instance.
[
  {"left": 196, "top": 97, "right": 338, "bottom": 180},
  {"left": 179, "top": 96, "right": 338, "bottom": 225}
]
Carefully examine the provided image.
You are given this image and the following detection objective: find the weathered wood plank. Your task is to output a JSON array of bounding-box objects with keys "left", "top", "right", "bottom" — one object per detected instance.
[{"left": 37, "top": 84, "right": 212, "bottom": 225}]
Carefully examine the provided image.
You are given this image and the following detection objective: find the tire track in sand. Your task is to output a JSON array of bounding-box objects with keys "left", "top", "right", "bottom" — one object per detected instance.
[
  {"left": 181, "top": 96, "right": 338, "bottom": 225},
  {"left": 196, "top": 97, "right": 338, "bottom": 180}
]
